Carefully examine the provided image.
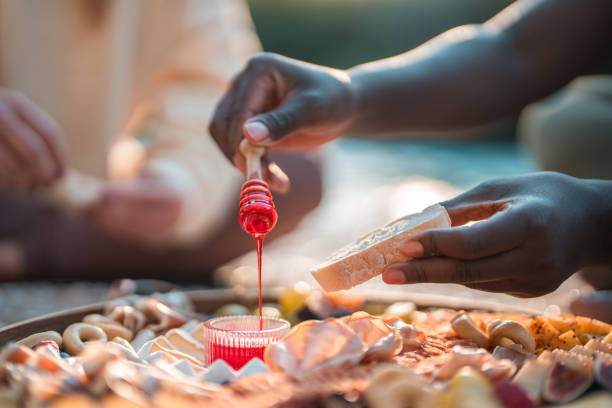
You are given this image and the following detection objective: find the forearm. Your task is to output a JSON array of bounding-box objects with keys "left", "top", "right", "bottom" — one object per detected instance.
[
  {"left": 345, "top": 0, "right": 612, "bottom": 136},
  {"left": 347, "top": 25, "right": 523, "bottom": 134}
]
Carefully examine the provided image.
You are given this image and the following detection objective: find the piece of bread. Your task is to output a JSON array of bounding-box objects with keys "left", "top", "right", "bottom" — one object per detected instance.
[{"left": 311, "top": 204, "right": 451, "bottom": 291}]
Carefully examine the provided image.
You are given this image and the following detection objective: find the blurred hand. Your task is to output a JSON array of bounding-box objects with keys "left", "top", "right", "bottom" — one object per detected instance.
[
  {"left": 570, "top": 290, "right": 612, "bottom": 323},
  {"left": 83, "top": 178, "right": 181, "bottom": 245},
  {"left": 209, "top": 53, "right": 354, "bottom": 192},
  {"left": 382, "top": 172, "right": 611, "bottom": 297},
  {"left": 0, "top": 89, "right": 65, "bottom": 189}
]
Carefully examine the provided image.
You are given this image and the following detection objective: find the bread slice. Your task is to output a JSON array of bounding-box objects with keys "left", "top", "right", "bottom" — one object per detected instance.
[{"left": 311, "top": 204, "right": 451, "bottom": 291}]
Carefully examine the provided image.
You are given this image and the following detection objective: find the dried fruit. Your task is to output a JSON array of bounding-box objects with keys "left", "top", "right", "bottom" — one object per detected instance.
[
  {"left": 594, "top": 355, "right": 612, "bottom": 391},
  {"left": 546, "top": 315, "right": 579, "bottom": 333},
  {"left": 557, "top": 330, "right": 581, "bottom": 351},
  {"left": 527, "top": 317, "right": 559, "bottom": 351},
  {"left": 542, "top": 351, "right": 593, "bottom": 403},
  {"left": 494, "top": 381, "right": 535, "bottom": 408},
  {"left": 577, "top": 317, "right": 612, "bottom": 336},
  {"left": 512, "top": 352, "right": 552, "bottom": 402}
]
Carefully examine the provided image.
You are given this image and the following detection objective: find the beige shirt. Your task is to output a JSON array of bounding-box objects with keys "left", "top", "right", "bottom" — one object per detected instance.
[{"left": 0, "top": 0, "right": 260, "bottom": 242}]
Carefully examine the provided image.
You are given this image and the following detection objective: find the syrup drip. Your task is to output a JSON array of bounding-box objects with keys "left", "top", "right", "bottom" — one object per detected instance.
[{"left": 239, "top": 178, "right": 277, "bottom": 330}]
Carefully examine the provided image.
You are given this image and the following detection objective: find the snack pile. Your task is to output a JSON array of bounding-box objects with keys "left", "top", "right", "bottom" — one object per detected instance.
[{"left": 1, "top": 287, "right": 611, "bottom": 407}]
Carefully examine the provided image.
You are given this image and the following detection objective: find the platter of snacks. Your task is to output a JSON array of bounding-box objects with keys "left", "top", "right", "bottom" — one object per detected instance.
[{"left": 1, "top": 286, "right": 610, "bottom": 407}]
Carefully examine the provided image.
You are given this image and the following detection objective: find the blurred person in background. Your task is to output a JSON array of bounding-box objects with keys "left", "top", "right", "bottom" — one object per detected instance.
[
  {"left": 0, "top": 0, "right": 321, "bottom": 281},
  {"left": 210, "top": 0, "right": 611, "bottom": 320}
]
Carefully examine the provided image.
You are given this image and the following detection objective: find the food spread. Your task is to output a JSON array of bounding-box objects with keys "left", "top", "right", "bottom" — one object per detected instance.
[{"left": 1, "top": 288, "right": 611, "bottom": 407}]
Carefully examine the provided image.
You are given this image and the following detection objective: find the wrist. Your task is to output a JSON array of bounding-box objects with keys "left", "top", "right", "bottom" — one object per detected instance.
[{"left": 345, "top": 67, "right": 371, "bottom": 133}]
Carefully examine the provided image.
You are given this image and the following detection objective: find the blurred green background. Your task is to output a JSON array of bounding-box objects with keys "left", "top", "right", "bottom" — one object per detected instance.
[{"left": 248, "top": 0, "right": 513, "bottom": 69}]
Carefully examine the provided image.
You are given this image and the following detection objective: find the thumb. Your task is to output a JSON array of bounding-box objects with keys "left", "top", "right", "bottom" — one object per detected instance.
[{"left": 243, "top": 98, "right": 310, "bottom": 145}]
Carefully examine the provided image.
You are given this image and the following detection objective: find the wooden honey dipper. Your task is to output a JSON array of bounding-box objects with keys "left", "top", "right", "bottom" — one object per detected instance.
[{"left": 238, "top": 140, "right": 277, "bottom": 236}]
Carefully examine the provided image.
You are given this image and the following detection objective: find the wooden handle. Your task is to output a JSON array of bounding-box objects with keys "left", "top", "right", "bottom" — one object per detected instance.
[{"left": 239, "top": 139, "right": 266, "bottom": 180}]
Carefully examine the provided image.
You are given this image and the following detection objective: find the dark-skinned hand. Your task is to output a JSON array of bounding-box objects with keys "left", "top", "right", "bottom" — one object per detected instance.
[
  {"left": 382, "top": 172, "right": 612, "bottom": 297},
  {"left": 209, "top": 53, "right": 354, "bottom": 193}
]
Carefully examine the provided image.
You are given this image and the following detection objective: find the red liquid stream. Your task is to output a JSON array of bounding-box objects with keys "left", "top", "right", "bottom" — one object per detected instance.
[{"left": 238, "top": 179, "right": 277, "bottom": 330}]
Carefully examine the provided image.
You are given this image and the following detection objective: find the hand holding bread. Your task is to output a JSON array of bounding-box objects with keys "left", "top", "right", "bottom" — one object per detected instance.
[{"left": 312, "top": 172, "right": 612, "bottom": 298}]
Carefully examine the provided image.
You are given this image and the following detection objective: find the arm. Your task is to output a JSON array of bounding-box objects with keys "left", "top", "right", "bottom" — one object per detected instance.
[
  {"left": 348, "top": 0, "right": 612, "bottom": 133},
  {"left": 210, "top": 0, "right": 612, "bottom": 191}
]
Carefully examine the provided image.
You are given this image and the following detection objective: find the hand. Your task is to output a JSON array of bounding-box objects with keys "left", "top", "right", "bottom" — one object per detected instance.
[
  {"left": 570, "top": 290, "right": 612, "bottom": 324},
  {"left": 209, "top": 53, "right": 354, "bottom": 192},
  {"left": 83, "top": 178, "right": 181, "bottom": 245},
  {"left": 0, "top": 89, "right": 65, "bottom": 189},
  {"left": 382, "top": 172, "right": 612, "bottom": 297}
]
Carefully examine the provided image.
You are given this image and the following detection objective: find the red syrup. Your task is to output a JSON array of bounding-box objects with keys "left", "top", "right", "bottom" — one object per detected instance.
[
  {"left": 211, "top": 343, "right": 267, "bottom": 371},
  {"left": 238, "top": 179, "right": 277, "bottom": 330}
]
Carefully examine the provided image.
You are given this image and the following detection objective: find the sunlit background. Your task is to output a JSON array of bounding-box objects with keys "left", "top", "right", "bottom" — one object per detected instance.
[
  {"left": 219, "top": 0, "right": 587, "bottom": 314},
  {"left": 0, "top": 0, "right": 598, "bottom": 324}
]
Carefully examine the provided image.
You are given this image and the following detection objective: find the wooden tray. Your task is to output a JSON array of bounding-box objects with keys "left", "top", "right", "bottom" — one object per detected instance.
[
  {"left": 0, "top": 288, "right": 609, "bottom": 407},
  {"left": 0, "top": 287, "right": 540, "bottom": 346}
]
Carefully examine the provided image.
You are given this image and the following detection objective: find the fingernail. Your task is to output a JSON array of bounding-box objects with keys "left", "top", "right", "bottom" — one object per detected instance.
[
  {"left": 244, "top": 121, "right": 269, "bottom": 142},
  {"left": 383, "top": 269, "right": 406, "bottom": 284},
  {"left": 402, "top": 241, "right": 424, "bottom": 257}
]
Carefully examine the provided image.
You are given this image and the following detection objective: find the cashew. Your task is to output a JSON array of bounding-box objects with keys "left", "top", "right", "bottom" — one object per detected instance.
[
  {"left": 451, "top": 313, "right": 490, "bottom": 348},
  {"left": 62, "top": 323, "right": 107, "bottom": 355},
  {"left": 17, "top": 331, "right": 62, "bottom": 348},
  {"left": 488, "top": 320, "right": 536, "bottom": 354},
  {"left": 84, "top": 314, "right": 133, "bottom": 341},
  {"left": 486, "top": 319, "right": 503, "bottom": 334}
]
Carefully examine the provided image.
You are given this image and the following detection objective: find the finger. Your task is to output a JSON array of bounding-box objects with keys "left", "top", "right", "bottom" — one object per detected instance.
[
  {"left": 382, "top": 251, "right": 522, "bottom": 285},
  {"left": 261, "top": 155, "right": 290, "bottom": 194},
  {"left": 210, "top": 70, "right": 245, "bottom": 160},
  {"left": 402, "top": 204, "right": 527, "bottom": 260},
  {"left": 233, "top": 154, "right": 247, "bottom": 175},
  {"left": 11, "top": 120, "right": 58, "bottom": 186},
  {"left": 441, "top": 199, "right": 509, "bottom": 227},
  {"left": 570, "top": 291, "right": 612, "bottom": 324},
  {"left": 464, "top": 280, "right": 519, "bottom": 293},
  {"left": 11, "top": 92, "right": 66, "bottom": 177},
  {"left": 227, "top": 69, "right": 277, "bottom": 155},
  {"left": 244, "top": 95, "right": 315, "bottom": 145},
  {"left": 0, "top": 111, "right": 55, "bottom": 186},
  {"left": 0, "top": 144, "right": 27, "bottom": 188}
]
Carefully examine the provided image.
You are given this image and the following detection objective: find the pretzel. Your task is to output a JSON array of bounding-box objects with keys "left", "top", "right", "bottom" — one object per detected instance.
[
  {"left": 17, "top": 331, "right": 63, "bottom": 348},
  {"left": 451, "top": 313, "right": 490, "bottom": 348},
  {"left": 83, "top": 314, "right": 134, "bottom": 341},
  {"left": 138, "top": 298, "right": 188, "bottom": 334},
  {"left": 107, "top": 305, "right": 147, "bottom": 333},
  {"left": 488, "top": 320, "right": 536, "bottom": 354},
  {"left": 62, "top": 323, "right": 107, "bottom": 355}
]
